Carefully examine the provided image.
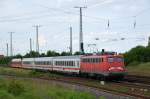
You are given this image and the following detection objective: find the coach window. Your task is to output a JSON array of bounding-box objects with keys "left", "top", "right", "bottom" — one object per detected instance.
[
  {"left": 66, "top": 61, "right": 68, "bottom": 66},
  {"left": 67, "top": 61, "right": 69, "bottom": 66},
  {"left": 71, "top": 61, "right": 73, "bottom": 66},
  {"left": 64, "top": 61, "right": 66, "bottom": 66},
  {"left": 59, "top": 61, "right": 61, "bottom": 66},
  {"left": 70, "top": 61, "right": 72, "bottom": 66},
  {"left": 57, "top": 61, "right": 59, "bottom": 66},
  {"left": 55, "top": 61, "right": 57, "bottom": 65},
  {"left": 72, "top": 61, "right": 73, "bottom": 66},
  {"left": 63, "top": 61, "right": 65, "bottom": 66},
  {"left": 62, "top": 61, "right": 64, "bottom": 66},
  {"left": 78, "top": 61, "right": 79, "bottom": 66},
  {"left": 65, "top": 61, "right": 67, "bottom": 66},
  {"left": 49, "top": 61, "right": 51, "bottom": 65}
]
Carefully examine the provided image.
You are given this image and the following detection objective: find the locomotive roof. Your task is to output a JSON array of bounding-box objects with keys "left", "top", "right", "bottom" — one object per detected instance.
[{"left": 82, "top": 54, "right": 123, "bottom": 58}]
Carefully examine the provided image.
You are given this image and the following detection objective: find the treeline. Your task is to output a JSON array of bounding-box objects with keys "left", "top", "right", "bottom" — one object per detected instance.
[
  {"left": 124, "top": 46, "right": 150, "bottom": 66},
  {"left": 0, "top": 50, "right": 82, "bottom": 65},
  {"left": 1, "top": 46, "right": 150, "bottom": 66}
]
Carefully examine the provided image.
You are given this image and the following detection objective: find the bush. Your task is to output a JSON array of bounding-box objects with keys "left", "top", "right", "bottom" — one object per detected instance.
[
  {"left": 0, "top": 79, "right": 7, "bottom": 90},
  {"left": 29, "top": 70, "right": 42, "bottom": 77},
  {"left": 0, "top": 57, "right": 11, "bottom": 65},
  {"left": 124, "top": 46, "right": 150, "bottom": 65},
  {"left": 0, "top": 90, "right": 15, "bottom": 99},
  {"left": 7, "top": 80, "right": 25, "bottom": 96},
  {"left": 128, "top": 61, "right": 140, "bottom": 66}
]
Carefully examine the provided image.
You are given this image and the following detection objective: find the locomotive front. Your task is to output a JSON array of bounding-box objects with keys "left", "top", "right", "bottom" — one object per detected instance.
[{"left": 106, "top": 55, "right": 126, "bottom": 78}]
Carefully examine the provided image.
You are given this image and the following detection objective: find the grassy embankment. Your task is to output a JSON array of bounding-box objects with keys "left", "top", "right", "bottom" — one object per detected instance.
[
  {"left": 0, "top": 77, "right": 96, "bottom": 99},
  {"left": 0, "top": 66, "right": 150, "bottom": 98},
  {"left": 127, "top": 62, "right": 150, "bottom": 76},
  {"left": 0, "top": 67, "right": 109, "bottom": 99}
]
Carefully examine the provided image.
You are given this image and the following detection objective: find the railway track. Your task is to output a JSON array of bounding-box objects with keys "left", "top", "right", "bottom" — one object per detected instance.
[
  {"left": 125, "top": 75, "right": 150, "bottom": 84},
  {"left": 0, "top": 74, "right": 150, "bottom": 99}
]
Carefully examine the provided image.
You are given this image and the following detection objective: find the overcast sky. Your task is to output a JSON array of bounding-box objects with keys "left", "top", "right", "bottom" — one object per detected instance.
[{"left": 0, "top": 0, "right": 150, "bottom": 55}]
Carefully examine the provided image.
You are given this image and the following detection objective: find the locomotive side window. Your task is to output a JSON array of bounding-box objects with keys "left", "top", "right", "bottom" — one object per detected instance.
[
  {"left": 108, "top": 58, "right": 114, "bottom": 62},
  {"left": 82, "top": 58, "right": 101, "bottom": 63},
  {"left": 101, "top": 58, "right": 103, "bottom": 62}
]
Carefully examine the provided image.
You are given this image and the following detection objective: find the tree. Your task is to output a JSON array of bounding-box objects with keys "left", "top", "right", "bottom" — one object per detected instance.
[
  {"left": 13, "top": 54, "right": 23, "bottom": 59},
  {"left": 74, "top": 51, "right": 82, "bottom": 55},
  {"left": 46, "top": 50, "right": 60, "bottom": 57},
  {"left": 60, "top": 52, "right": 71, "bottom": 56},
  {"left": 40, "top": 53, "right": 46, "bottom": 57},
  {"left": 24, "top": 51, "right": 39, "bottom": 58},
  {"left": 124, "top": 45, "right": 150, "bottom": 65}
]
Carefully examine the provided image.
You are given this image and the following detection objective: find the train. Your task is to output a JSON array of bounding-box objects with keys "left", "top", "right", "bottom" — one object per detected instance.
[{"left": 10, "top": 53, "right": 126, "bottom": 79}]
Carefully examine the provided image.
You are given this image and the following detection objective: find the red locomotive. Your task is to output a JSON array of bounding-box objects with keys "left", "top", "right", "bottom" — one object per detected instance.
[{"left": 11, "top": 53, "right": 126, "bottom": 79}]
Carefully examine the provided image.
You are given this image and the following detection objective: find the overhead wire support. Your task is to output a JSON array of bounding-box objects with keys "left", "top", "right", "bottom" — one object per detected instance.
[
  {"left": 69, "top": 26, "right": 73, "bottom": 55},
  {"left": 133, "top": 16, "right": 136, "bottom": 29},
  {"left": 74, "top": 6, "right": 87, "bottom": 54},
  {"left": 107, "top": 19, "right": 110, "bottom": 29},
  {"left": 30, "top": 38, "right": 32, "bottom": 52},
  {"left": 8, "top": 32, "right": 14, "bottom": 57},
  {"left": 6, "top": 43, "right": 8, "bottom": 57},
  {"left": 33, "top": 25, "right": 41, "bottom": 56}
]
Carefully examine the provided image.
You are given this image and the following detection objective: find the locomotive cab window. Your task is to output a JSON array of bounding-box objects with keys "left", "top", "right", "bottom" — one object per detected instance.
[{"left": 116, "top": 57, "right": 124, "bottom": 62}]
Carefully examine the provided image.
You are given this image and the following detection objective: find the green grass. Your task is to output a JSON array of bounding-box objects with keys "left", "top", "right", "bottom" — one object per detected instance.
[
  {"left": 0, "top": 66, "right": 150, "bottom": 98},
  {"left": 0, "top": 77, "right": 96, "bottom": 99},
  {"left": 127, "top": 62, "right": 150, "bottom": 76},
  {"left": 0, "top": 66, "right": 62, "bottom": 78}
]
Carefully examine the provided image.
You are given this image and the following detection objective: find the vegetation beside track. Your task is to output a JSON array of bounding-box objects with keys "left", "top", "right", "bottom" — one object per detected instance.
[
  {"left": 0, "top": 77, "right": 96, "bottom": 99},
  {"left": 0, "top": 66, "right": 150, "bottom": 98},
  {"left": 124, "top": 45, "right": 150, "bottom": 65},
  {"left": 127, "top": 62, "right": 150, "bottom": 76}
]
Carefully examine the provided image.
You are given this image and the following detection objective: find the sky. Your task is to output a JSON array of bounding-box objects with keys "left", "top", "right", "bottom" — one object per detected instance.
[{"left": 0, "top": 0, "right": 150, "bottom": 55}]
